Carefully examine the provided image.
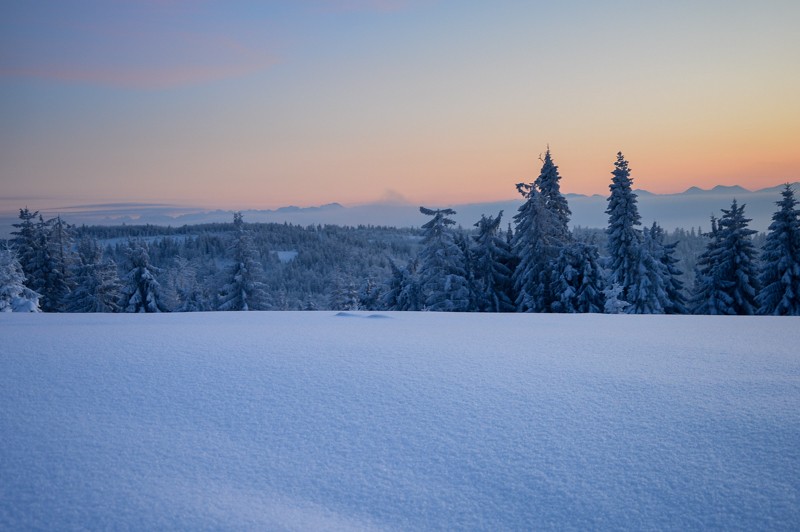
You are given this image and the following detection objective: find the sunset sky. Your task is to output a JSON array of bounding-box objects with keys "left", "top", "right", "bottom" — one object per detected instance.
[{"left": 1, "top": 0, "right": 798, "bottom": 211}]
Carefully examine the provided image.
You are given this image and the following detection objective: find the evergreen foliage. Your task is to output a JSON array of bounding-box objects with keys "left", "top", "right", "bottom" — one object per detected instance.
[
  {"left": 533, "top": 147, "right": 572, "bottom": 241},
  {"left": 605, "top": 152, "right": 642, "bottom": 304},
  {"left": 67, "top": 236, "right": 123, "bottom": 313},
  {"left": 550, "top": 240, "right": 605, "bottom": 313},
  {"left": 691, "top": 201, "right": 760, "bottom": 314},
  {"left": 757, "top": 185, "right": 800, "bottom": 315},
  {"left": 472, "top": 212, "right": 515, "bottom": 312},
  {"left": 123, "top": 241, "right": 168, "bottom": 313},
  {"left": 512, "top": 186, "right": 561, "bottom": 312},
  {"left": 417, "top": 207, "right": 470, "bottom": 311},
  {"left": 0, "top": 247, "right": 41, "bottom": 312},
  {"left": 218, "top": 212, "right": 270, "bottom": 311}
]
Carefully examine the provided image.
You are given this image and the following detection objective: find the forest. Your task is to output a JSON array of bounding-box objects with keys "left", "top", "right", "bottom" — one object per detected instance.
[{"left": 2, "top": 151, "right": 797, "bottom": 315}]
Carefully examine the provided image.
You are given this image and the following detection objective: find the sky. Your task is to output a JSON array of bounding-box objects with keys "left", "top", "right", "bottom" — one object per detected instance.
[{"left": 1, "top": 0, "right": 799, "bottom": 212}]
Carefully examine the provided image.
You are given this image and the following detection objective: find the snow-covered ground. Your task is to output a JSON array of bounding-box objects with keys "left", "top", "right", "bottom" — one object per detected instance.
[{"left": 1, "top": 312, "right": 799, "bottom": 530}]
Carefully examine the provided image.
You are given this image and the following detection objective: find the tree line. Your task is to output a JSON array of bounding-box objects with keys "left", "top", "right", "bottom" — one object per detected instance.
[{"left": 2, "top": 150, "right": 799, "bottom": 315}]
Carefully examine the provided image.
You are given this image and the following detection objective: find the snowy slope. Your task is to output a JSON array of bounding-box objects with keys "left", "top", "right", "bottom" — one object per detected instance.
[{"left": 1, "top": 312, "right": 799, "bottom": 530}]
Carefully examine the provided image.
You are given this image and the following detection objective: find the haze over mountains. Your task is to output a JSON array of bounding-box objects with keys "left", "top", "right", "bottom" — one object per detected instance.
[{"left": 1, "top": 183, "right": 797, "bottom": 237}]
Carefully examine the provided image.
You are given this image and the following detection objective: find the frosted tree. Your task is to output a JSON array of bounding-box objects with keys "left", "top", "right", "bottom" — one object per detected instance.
[
  {"left": 757, "top": 184, "right": 800, "bottom": 315},
  {"left": 533, "top": 147, "right": 572, "bottom": 242},
  {"left": 512, "top": 186, "right": 561, "bottom": 312},
  {"left": 163, "top": 257, "right": 206, "bottom": 312},
  {"left": 218, "top": 212, "right": 269, "bottom": 311},
  {"left": 512, "top": 150, "right": 573, "bottom": 312},
  {"left": 67, "top": 236, "right": 122, "bottom": 313},
  {"left": 0, "top": 247, "right": 41, "bottom": 312},
  {"left": 651, "top": 223, "right": 688, "bottom": 314},
  {"left": 382, "top": 258, "right": 422, "bottom": 311},
  {"left": 417, "top": 207, "right": 470, "bottom": 311},
  {"left": 691, "top": 201, "right": 759, "bottom": 315},
  {"left": 472, "top": 212, "right": 514, "bottom": 312},
  {"left": 329, "top": 271, "right": 360, "bottom": 310},
  {"left": 625, "top": 225, "right": 670, "bottom": 314},
  {"left": 123, "top": 240, "right": 168, "bottom": 313},
  {"left": 550, "top": 241, "right": 605, "bottom": 313},
  {"left": 11, "top": 211, "right": 71, "bottom": 312},
  {"left": 690, "top": 217, "right": 724, "bottom": 314},
  {"left": 605, "top": 152, "right": 643, "bottom": 304}
]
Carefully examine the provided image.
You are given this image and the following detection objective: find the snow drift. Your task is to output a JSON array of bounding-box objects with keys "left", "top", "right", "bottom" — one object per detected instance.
[{"left": 1, "top": 312, "right": 798, "bottom": 529}]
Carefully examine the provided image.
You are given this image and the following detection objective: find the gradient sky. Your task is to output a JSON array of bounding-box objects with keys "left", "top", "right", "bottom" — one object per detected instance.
[{"left": 1, "top": 0, "right": 799, "bottom": 211}]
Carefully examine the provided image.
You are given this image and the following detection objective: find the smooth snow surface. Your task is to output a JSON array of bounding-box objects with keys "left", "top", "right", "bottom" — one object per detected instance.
[{"left": 1, "top": 312, "right": 799, "bottom": 530}]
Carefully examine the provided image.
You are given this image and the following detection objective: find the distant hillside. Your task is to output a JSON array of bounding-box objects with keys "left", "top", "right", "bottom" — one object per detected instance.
[{"left": 1, "top": 183, "right": 798, "bottom": 237}]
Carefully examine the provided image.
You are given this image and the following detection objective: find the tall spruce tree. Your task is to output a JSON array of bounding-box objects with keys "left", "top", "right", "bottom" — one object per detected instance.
[
  {"left": 218, "top": 212, "right": 269, "bottom": 311},
  {"left": 625, "top": 225, "right": 670, "bottom": 314},
  {"left": 68, "top": 236, "right": 122, "bottom": 313},
  {"left": 512, "top": 186, "right": 561, "bottom": 312},
  {"left": 691, "top": 201, "right": 759, "bottom": 315},
  {"left": 647, "top": 222, "right": 688, "bottom": 314},
  {"left": 123, "top": 240, "right": 168, "bottom": 313},
  {"left": 690, "top": 217, "right": 724, "bottom": 314},
  {"left": 513, "top": 150, "right": 572, "bottom": 312},
  {"left": 605, "top": 152, "right": 643, "bottom": 304},
  {"left": 472, "top": 212, "right": 515, "bottom": 312},
  {"left": 533, "top": 147, "right": 572, "bottom": 241},
  {"left": 757, "top": 184, "right": 800, "bottom": 315},
  {"left": 417, "top": 207, "right": 470, "bottom": 311}
]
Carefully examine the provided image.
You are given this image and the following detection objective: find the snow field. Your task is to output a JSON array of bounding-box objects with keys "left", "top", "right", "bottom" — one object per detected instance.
[{"left": 1, "top": 312, "right": 799, "bottom": 530}]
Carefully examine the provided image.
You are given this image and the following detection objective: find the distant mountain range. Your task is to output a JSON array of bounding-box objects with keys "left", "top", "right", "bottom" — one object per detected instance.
[{"left": 1, "top": 183, "right": 798, "bottom": 238}]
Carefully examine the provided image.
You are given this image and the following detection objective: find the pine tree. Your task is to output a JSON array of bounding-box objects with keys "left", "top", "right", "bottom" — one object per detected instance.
[
  {"left": 650, "top": 223, "right": 688, "bottom": 314},
  {"left": 690, "top": 217, "right": 724, "bottom": 314},
  {"left": 382, "top": 258, "right": 422, "bottom": 311},
  {"left": 691, "top": 201, "right": 760, "bottom": 315},
  {"left": 472, "top": 212, "right": 515, "bottom": 312},
  {"left": 533, "top": 147, "right": 571, "bottom": 241},
  {"left": 605, "top": 152, "right": 642, "bottom": 304},
  {"left": 218, "top": 212, "right": 269, "bottom": 311},
  {"left": 123, "top": 240, "right": 168, "bottom": 313},
  {"left": 603, "top": 282, "right": 630, "bottom": 314},
  {"left": 0, "top": 247, "right": 41, "bottom": 312},
  {"left": 551, "top": 241, "right": 606, "bottom": 313},
  {"left": 329, "top": 271, "right": 360, "bottom": 310},
  {"left": 417, "top": 207, "right": 470, "bottom": 311},
  {"left": 757, "top": 185, "right": 800, "bottom": 315},
  {"left": 625, "top": 225, "right": 670, "bottom": 314},
  {"left": 67, "top": 236, "right": 122, "bottom": 313},
  {"left": 512, "top": 186, "right": 561, "bottom": 312}
]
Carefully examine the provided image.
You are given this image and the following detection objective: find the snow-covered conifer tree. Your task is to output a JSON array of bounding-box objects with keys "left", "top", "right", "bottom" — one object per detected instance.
[
  {"left": 690, "top": 217, "right": 723, "bottom": 314},
  {"left": 218, "top": 212, "right": 269, "bottom": 311},
  {"left": 691, "top": 201, "right": 759, "bottom": 314},
  {"left": 757, "top": 185, "right": 800, "bottom": 315},
  {"left": 533, "top": 147, "right": 571, "bottom": 242},
  {"left": 382, "top": 258, "right": 422, "bottom": 311},
  {"left": 329, "top": 272, "right": 360, "bottom": 310},
  {"left": 417, "top": 207, "right": 470, "bottom": 311},
  {"left": 551, "top": 241, "right": 605, "bottom": 313},
  {"left": 605, "top": 152, "right": 643, "bottom": 304},
  {"left": 625, "top": 225, "right": 670, "bottom": 314},
  {"left": 472, "top": 212, "right": 514, "bottom": 312},
  {"left": 512, "top": 186, "right": 561, "bottom": 312},
  {"left": 0, "top": 248, "right": 41, "bottom": 312},
  {"left": 123, "top": 240, "right": 168, "bottom": 313},
  {"left": 649, "top": 223, "right": 688, "bottom": 314},
  {"left": 68, "top": 236, "right": 122, "bottom": 313}
]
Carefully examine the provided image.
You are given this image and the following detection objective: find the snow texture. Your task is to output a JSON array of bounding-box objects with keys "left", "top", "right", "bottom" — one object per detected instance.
[{"left": 1, "top": 312, "right": 799, "bottom": 530}]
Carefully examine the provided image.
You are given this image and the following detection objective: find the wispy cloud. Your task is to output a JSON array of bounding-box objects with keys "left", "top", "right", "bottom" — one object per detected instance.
[{"left": 1, "top": 3, "right": 277, "bottom": 89}]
